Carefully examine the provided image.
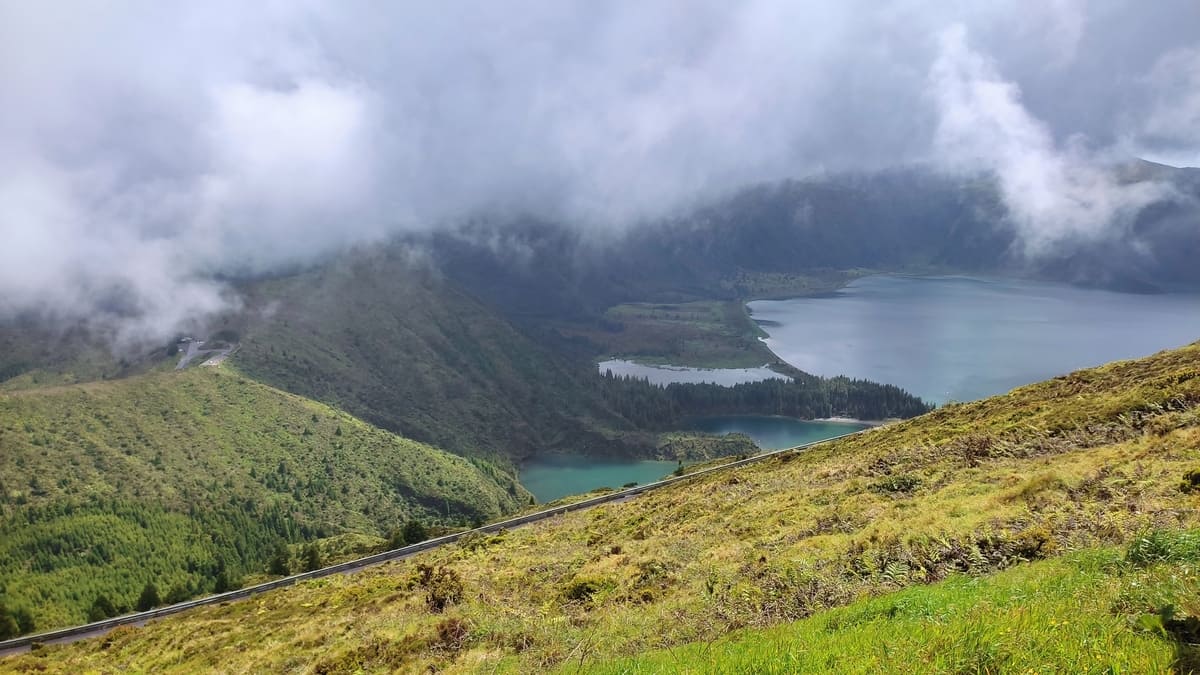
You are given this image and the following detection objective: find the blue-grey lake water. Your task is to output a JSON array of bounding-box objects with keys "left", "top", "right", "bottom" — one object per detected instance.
[{"left": 749, "top": 275, "right": 1200, "bottom": 405}]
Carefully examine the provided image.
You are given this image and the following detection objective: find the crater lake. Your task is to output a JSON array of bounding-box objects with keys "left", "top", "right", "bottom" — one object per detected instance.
[{"left": 749, "top": 275, "right": 1200, "bottom": 405}]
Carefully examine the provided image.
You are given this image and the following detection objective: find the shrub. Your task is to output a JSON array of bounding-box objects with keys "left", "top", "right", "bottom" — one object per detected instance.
[
  {"left": 562, "top": 575, "right": 613, "bottom": 604},
  {"left": 88, "top": 594, "right": 118, "bottom": 622},
  {"left": 414, "top": 564, "right": 463, "bottom": 613},
  {"left": 12, "top": 605, "right": 34, "bottom": 635},
  {"left": 303, "top": 544, "right": 323, "bottom": 572},
  {"left": 1179, "top": 467, "right": 1200, "bottom": 493},
  {"left": 1008, "top": 525, "right": 1057, "bottom": 560},
  {"left": 0, "top": 605, "right": 18, "bottom": 640},
  {"left": 869, "top": 474, "right": 922, "bottom": 495},
  {"left": 431, "top": 617, "right": 471, "bottom": 652},
  {"left": 164, "top": 583, "right": 192, "bottom": 605},
  {"left": 402, "top": 520, "right": 429, "bottom": 546}
]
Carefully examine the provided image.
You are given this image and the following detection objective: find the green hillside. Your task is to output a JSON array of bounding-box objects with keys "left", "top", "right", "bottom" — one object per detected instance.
[
  {"left": 9, "top": 341, "right": 1198, "bottom": 672},
  {"left": 604, "top": 536, "right": 1199, "bottom": 673},
  {"left": 0, "top": 367, "right": 526, "bottom": 630},
  {"left": 230, "top": 251, "right": 645, "bottom": 462}
]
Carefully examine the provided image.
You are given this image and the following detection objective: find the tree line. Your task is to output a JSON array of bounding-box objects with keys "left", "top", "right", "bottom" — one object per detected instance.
[
  {"left": 599, "top": 369, "right": 932, "bottom": 429},
  {"left": 0, "top": 514, "right": 439, "bottom": 639}
]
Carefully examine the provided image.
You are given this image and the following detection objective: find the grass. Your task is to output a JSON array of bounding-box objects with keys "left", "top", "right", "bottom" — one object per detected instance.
[
  {"left": 4, "top": 341, "right": 1200, "bottom": 672},
  {"left": 596, "top": 540, "right": 1199, "bottom": 674},
  {"left": 0, "top": 367, "right": 526, "bottom": 629}
]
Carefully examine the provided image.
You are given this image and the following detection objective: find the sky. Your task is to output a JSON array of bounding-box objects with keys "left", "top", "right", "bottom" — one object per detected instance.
[{"left": 1, "top": 1, "right": 1197, "bottom": 341}]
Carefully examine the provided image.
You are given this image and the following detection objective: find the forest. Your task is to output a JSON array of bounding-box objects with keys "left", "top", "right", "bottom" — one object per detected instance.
[{"left": 599, "top": 369, "right": 932, "bottom": 429}]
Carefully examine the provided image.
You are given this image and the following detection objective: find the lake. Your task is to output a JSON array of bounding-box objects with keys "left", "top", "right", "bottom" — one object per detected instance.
[
  {"left": 520, "top": 417, "right": 865, "bottom": 502},
  {"left": 749, "top": 275, "right": 1200, "bottom": 405},
  {"left": 597, "top": 359, "right": 784, "bottom": 386},
  {"left": 683, "top": 415, "right": 869, "bottom": 449},
  {"left": 520, "top": 456, "right": 682, "bottom": 503}
]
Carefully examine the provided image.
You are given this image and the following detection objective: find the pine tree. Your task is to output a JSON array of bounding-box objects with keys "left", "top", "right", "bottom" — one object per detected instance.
[
  {"left": 87, "top": 594, "right": 118, "bottom": 622},
  {"left": 135, "top": 582, "right": 160, "bottom": 611}
]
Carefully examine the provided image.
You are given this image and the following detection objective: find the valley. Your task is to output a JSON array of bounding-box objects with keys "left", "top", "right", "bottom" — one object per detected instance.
[
  {"left": 0, "top": 247, "right": 930, "bottom": 639},
  {"left": 5, "top": 6, "right": 1200, "bottom": 671},
  {"left": 5, "top": 340, "right": 1198, "bottom": 672}
]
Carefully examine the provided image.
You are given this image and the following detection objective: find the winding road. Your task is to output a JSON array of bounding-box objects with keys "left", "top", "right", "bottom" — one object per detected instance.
[{"left": 0, "top": 429, "right": 868, "bottom": 657}]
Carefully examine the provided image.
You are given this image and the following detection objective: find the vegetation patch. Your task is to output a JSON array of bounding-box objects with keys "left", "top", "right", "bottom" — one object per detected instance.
[
  {"left": 0, "top": 369, "right": 524, "bottom": 629},
  {"left": 868, "top": 474, "right": 922, "bottom": 495},
  {"left": 602, "top": 536, "right": 1200, "bottom": 674}
]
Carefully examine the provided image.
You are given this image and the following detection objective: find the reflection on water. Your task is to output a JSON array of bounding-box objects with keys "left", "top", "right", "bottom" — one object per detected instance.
[
  {"left": 520, "top": 456, "right": 681, "bottom": 503},
  {"left": 521, "top": 416, "right": 864, "bottom": 502},
  {"left": 750, "top": 275, "right": 1200, "bottom": 405},
  {"left": 683, "top": 415, "right": 869, "bottom": 450}
]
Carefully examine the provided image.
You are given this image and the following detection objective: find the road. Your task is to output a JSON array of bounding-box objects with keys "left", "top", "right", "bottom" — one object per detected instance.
[
  {"left": 175, "top": 341, "right": 236, "bottom": 370},
  {"left": 0, "top": 429, "right": 868, "bottom": 657}
]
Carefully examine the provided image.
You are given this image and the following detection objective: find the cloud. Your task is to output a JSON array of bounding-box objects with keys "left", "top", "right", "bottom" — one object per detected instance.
[
  {"left": 928, "top": 24, "right": 1170, "bottom": 258},
  {"left": 1129, "top": 47, "right": 1200, "bottom": 167},
  {"left": 0, "top": 1, "right": 1196, "bottom": 338}
]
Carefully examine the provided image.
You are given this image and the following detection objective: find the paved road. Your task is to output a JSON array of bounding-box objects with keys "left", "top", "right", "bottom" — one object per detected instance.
[
  {"left": 174, "top": 340, "right": 203, "bottom": 370},
  {"left": 175, "top": 341, "right": 236, "bottom": 370},
  {"left": 201, "top": 345, "right": 238, "bottom": 367},
  {"left": 0, "top": 429, "right": 868, "bottom": 657}
]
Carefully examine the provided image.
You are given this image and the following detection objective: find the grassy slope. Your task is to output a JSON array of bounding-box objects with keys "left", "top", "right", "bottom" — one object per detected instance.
[
  {"left": 0, "top": 367, "right": 526, "bottom": 629},
  {"left": 231, "top": 251, "right": 642, "bottom": 463},
  {"left": 602, "top": 539, "right": 1199, "bottom": 674},
  {"left": 8, "top": 341, "right": 1199, "bottom": 672}
]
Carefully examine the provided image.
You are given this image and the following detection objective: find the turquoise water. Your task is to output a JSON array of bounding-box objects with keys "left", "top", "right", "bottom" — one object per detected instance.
[
  {"left": 597, "top": 359, "right": 784, "bottom": 385},
  {"left": 749, "top": 275, "right": 1200, "bottom": 405},
  {"left": 520, "top": 457, "right": 681, "bottom": 503},
  {"left": 521, "top": 417, "right": 864, "bottom": 502},
  {"left": 683, "top": 416, "right": 868, "bottom": 449}
]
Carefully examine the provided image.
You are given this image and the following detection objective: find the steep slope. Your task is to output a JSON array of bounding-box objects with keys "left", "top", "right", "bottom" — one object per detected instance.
[
  {"left": 230, "top": 249, "right": 643, "bottom": 462},
  {"left": 13, "top": 341, "right": 1199, "bottom": 672},
  {"left": 0, "top": 368, "right": 526, "bottom": 630}
]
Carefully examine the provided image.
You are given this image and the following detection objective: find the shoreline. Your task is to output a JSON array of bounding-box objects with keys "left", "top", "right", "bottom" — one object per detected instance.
[{"left": 815, "top": 416, "right": 889, "bottom": 427}]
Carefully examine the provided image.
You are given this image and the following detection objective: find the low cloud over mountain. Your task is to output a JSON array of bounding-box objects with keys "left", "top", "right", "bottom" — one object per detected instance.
[{"left": 2, "top": 1, "right": 1197, "bottom": 338}]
